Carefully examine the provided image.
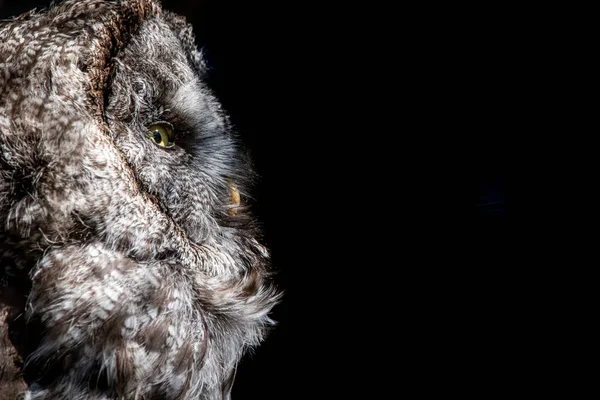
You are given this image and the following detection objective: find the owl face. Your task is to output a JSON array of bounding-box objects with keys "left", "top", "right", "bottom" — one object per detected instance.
[
  {"left": 0, "top": 1, "right": 280, "bottom": 398},
  {"left": 103, "top": 13, "right": 255, "bottom": 268}
]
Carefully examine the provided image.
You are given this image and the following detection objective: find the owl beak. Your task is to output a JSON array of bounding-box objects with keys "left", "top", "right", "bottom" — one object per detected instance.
[{"left": 229, "top": 183, "right": 240, "bottom": 216}]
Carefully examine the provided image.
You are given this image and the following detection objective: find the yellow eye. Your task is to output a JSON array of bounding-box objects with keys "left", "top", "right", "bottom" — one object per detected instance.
[{"left": 147, "top": 122, "right": 175, "bottom": 148}]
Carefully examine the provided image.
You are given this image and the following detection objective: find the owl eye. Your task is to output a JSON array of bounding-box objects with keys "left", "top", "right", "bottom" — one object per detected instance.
[{"left": 147, "top": 122, "right": 175, "bottom": 148}]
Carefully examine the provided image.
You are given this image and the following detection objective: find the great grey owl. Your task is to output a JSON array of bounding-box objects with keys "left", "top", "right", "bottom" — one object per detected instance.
[{"left": 0, "top": 0, "right": 281, "bottom": 398}]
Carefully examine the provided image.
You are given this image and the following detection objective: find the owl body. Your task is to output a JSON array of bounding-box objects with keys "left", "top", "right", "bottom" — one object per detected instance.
[{"left": 0, "top": 1, "right": 280, "bottom": 398}]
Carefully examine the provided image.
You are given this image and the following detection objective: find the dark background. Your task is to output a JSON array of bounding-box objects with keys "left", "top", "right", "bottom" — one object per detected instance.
[{"left": 0, "top": 0, "right": 303, "bottom": 398}]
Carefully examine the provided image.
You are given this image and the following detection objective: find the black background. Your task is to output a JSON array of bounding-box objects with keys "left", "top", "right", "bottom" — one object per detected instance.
[{"left": 0, "top": 1, "right": 307, "bottom": 398}]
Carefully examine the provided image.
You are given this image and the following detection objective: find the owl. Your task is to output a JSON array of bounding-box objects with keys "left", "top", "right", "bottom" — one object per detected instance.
[{"left": 0, "top": 0, "right": 281, "bottom": 398}]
